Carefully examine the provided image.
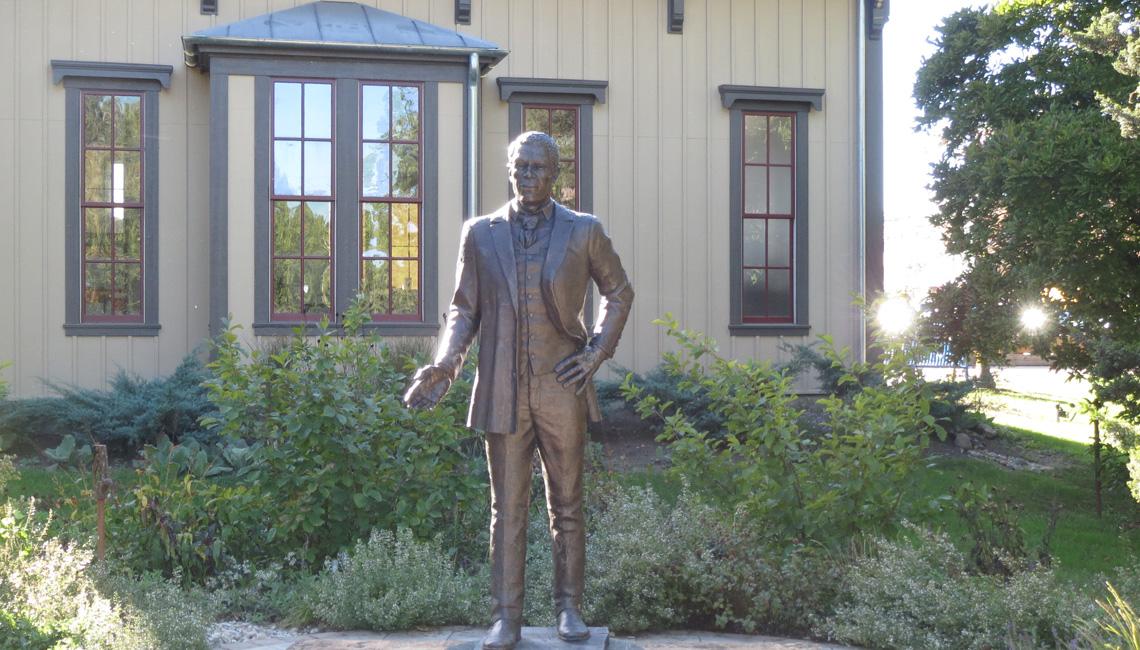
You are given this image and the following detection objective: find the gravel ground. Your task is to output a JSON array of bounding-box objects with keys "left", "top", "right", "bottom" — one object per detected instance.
[{"left": 208, "top": 621, "right": 306, "bottom": 648}]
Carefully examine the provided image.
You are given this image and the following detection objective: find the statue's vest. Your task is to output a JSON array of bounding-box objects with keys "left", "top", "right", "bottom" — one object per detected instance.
[{"left": 513, "top": 217, "right": 579, "bottom": 378}]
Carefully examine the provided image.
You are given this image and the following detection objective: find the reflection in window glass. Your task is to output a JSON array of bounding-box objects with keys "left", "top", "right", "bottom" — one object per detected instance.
[
  {"left": 81, "top": 92, "right": 144, "bottom": 321},
  {"left": 271, "top": 81, "right": 335, "bottom": 321},
  {"left": 740, "top": 111, "right": 795, "bottom": 323},
  {"left": 361, "top": 83, "right": 422, "bottom": 320},
  {"left": 522, "top": 105, "right": 579, "bottom": 210}
]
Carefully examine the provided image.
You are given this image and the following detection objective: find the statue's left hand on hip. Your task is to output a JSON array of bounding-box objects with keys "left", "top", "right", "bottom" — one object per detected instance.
[{"left": 554, "top": 345, "right": 605, "bottom": 394}]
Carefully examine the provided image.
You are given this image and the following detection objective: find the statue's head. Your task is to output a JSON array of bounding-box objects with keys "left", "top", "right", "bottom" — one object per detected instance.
[{"left": 507, "top": 131, "right": 559, "bottom": 209}]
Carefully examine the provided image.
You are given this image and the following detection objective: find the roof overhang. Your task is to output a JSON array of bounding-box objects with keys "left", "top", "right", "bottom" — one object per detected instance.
[{"left": 182, "top": 1, "right": 507, "bottom": 74}]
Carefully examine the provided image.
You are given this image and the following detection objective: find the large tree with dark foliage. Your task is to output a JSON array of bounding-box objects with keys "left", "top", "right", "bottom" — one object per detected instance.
[{"left": 916, "top": 0, "right": 1140, "bottom": 420}]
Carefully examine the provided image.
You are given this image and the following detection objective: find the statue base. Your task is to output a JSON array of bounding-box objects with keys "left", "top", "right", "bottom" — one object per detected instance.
[{"left": 449, "top": 626, "right": 610, "bottom": 649}]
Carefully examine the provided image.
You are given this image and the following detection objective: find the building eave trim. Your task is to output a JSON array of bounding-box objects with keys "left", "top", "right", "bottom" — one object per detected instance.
[
  {"left": 51, "top": 60, "right": 173, "bottom": 88},
  {"left": 718, "top": 85, "right": 824, "bottom": 111},
  {"left": 497, "top": 77, "right": 608, "bottom": 104}
]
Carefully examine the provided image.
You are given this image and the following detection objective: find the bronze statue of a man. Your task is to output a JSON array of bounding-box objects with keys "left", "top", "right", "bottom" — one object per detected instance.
[{"left": 404, "top": 131, "right": 633, "bottom": 649}]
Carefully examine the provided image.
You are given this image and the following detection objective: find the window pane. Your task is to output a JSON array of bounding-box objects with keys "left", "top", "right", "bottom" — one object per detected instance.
[
  {"left": 114, "top": 96, "right": 141, "bottom": 148},
  {"left": 555, "top": 163, "right": 576, "bottom": 208},
  {"left": 391, "top": 144, "right": 419, "bottom": 198},
  {"left": 742, "top": 218, "right": 765, "bottom": 267},
  {"left": 85, "top": 263, "right": 114, "bottom": 315},
  {"left": 768, "top": 218, "right": 791, "bottom": 267},
  {"left": 273, "top": 141, "right": 302, "bottom": 195},
  {"left": 744, "top": 166, "right": 767, "bottom": 215},
  {"left": 362, "top": 85, "right": 391, "bottom": 141},
  {"left": 84, "top": 208, "right": 112, "bottom": 259},
  {"left": 362, "top": 259, "right": 390, "bottom": 314},
  {"left": 303, "top": 141, "right": 332, "bottom": 196},
  {"left": 115, "top": 263, "right": 142, "bottom": 315},
  {"left": 302, "top": 259, "right": 332, "bottom": 314},
  {"left": 273, "top": 259, "right": 302, "bottom": 314},
  {"left": 770, "top": 167, "right": 792, "bottom": 215},
  {"left": 114, "top": 208, "right": 142, "bottom": 260},
  {"left": 745, "top": 114, "right": 767, "bottom": 164},
  {"left": 303, "top": 201, "right": 331, "bottom": 257},
  {"left": 273, "top": 201, "right": 302, "bottom": 255},
  {"left": 391, "top": 204, "right": 419, "bottom": 258},
  {"left": 392, "top": 86, "right": 419, "bottom": 140},
  {"left": 84, "top": 95, "right": 113, "bottom": 147},
  {"left": 770, "top": 116, "right": 793, "bottom": 165},
  {"left": 391, "top": 259, "right": 419, "bottom": 315},
  {"left": 362, "top": 203, "right": 391, "bottom": 258},
  {"left": 303, "top": 83, "right": 332, "bottom": 139},
  {"left": 742, "top": 269, "right": 765, "bottom": 318},
  {"left": 551, "top": 109, "right": 576, "bottom": 157},
  {"left": 768, "top": 270, "right": 792, "bottom": 318},
  {"left": 84, "top": 149, "right": 112, "bottom": 202},
  {"left": 274, "top": 83, "right": 302, "bottom": 138},
  {"left": 362, "top": 143, "right": 390, "bottom": 197},
  {"left": 524, "top": 108, "right": 548, "bottom": 133},
  {"left": 115, "top": 151, "right": 142, "bottom": 203}
]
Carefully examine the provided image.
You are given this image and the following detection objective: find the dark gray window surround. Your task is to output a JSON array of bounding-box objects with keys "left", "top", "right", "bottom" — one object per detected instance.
[
  {"left": 498, "top": 77, "right": 607, "bottom": 326},
  {"left": 719, "top": 84, "right": 824, "bottom": 337},
  {"left": 207, "top": 56, "right": 456, "bottom": 337},
  {"left": 668, "top": 0, "right": 684, "bottom": 34},
  {"left": 52, "top": 60, "right": 172, "bottom": 337}
]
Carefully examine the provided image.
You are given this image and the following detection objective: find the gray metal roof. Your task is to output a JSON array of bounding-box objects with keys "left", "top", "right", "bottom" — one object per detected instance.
[{"left": 183, "top": 1, "right": 506, "bottom": 70}]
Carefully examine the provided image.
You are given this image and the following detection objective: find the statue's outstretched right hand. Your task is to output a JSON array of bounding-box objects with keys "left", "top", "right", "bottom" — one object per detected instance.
[{"left": 403, "top": 365, "right": 453, "bottom": 410}]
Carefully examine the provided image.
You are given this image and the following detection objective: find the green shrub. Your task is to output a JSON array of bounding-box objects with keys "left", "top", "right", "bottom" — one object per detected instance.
[
  {"left": 820, "top": 526, "right": 1093, "bottom": 649},
  {"left": 596, "top": 364, "right": 724, "bottom": 434},
  {"left": 623, "top": 317, "right": 943, "bottom": 548},
  {"left": 105, "top": 436, "right": 264, "bottom": 582},
  {"left": 0, "top": 355, "right": 217, "bottom": 455},
  {"left": 301, "top": 527, "right": 484, "bottom": 630},
  {"left": 0, "top": 498, "right": 208, "bottom": 649},
  {"left": 1079, "top": 582, "right": 1140, "bottom": 649},
  {"left": 204, "top": 297, "right": 486, "bottom": 565}
]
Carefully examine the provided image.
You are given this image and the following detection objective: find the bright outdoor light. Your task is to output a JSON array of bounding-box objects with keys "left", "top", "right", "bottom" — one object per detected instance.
[
  {"left": 877, "top": 297, "right": 915, "bottom": 335},
  {"left": 1020, "top": 306, "right": 1048, "bottom": 332}
]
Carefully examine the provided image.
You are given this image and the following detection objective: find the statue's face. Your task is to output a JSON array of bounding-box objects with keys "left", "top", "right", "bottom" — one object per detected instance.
[{"left": 508, "top": 143, "right": 557, "bottom": 208}]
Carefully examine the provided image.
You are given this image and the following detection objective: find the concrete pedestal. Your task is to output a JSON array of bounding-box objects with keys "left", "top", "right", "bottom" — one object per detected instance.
[{"left": 447, "top": 626, "right": 610, "bottom": 649}]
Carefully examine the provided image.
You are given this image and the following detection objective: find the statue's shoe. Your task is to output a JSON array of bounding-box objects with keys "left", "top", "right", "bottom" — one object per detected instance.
[
  {"left": 482, "top": 619, "right": 521, "bottom": 650},
  {"left": 557, "top": 607, "right": 590, "bottom": 642}
]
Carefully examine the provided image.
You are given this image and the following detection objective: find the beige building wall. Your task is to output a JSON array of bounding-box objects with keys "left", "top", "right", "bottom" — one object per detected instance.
[{"left": 0, "top": 0, "right": 860, "bottom": 396}]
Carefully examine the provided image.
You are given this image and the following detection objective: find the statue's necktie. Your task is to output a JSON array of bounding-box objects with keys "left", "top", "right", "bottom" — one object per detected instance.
[{"left": 520, "top": 214, "right": 541, "bottom": 247}]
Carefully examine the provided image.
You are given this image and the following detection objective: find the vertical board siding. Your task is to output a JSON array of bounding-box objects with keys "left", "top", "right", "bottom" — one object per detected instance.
[{"left": 4, "top": 0, "right": 859, "bottom": 396}]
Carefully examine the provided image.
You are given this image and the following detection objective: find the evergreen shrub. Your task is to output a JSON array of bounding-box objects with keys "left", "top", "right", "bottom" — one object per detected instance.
[{"left": 0, "top": 355, "right": 217, "bottom": 455}]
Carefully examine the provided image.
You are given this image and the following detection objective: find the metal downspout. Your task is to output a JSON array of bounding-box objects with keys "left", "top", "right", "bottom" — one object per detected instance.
[
  {"left": 467, "top": 53, "right": 479, "bottom": 220},
  {"left": 856, "top": 0, "right": 868, "bottom": 363}
]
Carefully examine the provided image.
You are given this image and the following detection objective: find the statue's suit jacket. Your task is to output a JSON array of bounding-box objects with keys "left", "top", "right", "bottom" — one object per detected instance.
[{"left": 433, "top": 201, "right": 634, "bottom": 434}]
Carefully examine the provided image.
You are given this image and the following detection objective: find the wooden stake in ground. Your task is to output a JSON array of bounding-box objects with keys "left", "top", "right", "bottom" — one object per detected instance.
[{"left": 93, "top": 444, "right": 112, "bottom": 562}]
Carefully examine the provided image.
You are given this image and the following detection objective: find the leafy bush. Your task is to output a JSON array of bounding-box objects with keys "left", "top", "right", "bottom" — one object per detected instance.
[
  {"left": 204, "top": 298, "right": 486, "bottom": 565},
  {"left": 301, "top": 527, "right": 483, "bottom": 630},
  {"left": 0, "top": 498, "right": 210, "bottom": 649},
  {"left": 106, "top": 436, "right": 264, "bottom": 582},
  {"left": 596, "top": 364, "right": 724, "bottom": 433},
  {"left": 0, "top": 355, "right": 217, "bottom": 455},
  {"left": 623, "top": 317, "right": 943, "bottom": 548},
  {"left": 820, "top": 526, "right": 1093, "bottom": 650}
]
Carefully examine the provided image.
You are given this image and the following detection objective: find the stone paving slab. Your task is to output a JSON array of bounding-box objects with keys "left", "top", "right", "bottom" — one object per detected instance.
[{"left": 218, "top": 627, "right": 852, "bottom": 650}]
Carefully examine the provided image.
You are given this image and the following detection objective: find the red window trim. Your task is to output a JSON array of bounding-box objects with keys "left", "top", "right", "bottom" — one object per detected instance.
[
  {"left": 270, "top": 79, "right": 336, "bottom": 322},
  {"left": 359, "top": 81, "right": 425, "bottom": 322},
  {"left": 521, "top": 103, "right": 580, "bottom": 211},
  {"left": 740, "top": 110, "right": 796, "bottom": 324},
  {"left": 80, "top": 91, "right": 145, "bottom": 324}
]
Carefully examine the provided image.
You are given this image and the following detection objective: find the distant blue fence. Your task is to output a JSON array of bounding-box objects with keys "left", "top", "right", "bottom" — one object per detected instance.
[{"left": 910, "top": 343, "right": 971, "bottom": 378}]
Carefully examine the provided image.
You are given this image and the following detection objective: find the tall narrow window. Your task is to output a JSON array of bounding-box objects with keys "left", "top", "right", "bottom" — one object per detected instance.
[
  {"left": 81, "top": 93, "right": 144, "bottom": 322},
  {"left": 271, "top": 81, "right": 334, "bottom": 321},
  {"left": 360, "top": 83, "right": 422, "bottom": 321},
  {"left": 741, "top": 112, "right": 795, "bottom": 323},
  {"left": 522, "top": 105, "right": 579, "bottom": 209}
]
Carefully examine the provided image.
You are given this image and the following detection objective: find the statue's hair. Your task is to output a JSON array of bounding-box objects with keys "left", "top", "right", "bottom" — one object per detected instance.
[{"left": 507, "top": 131, "right": 560, "bottom": 167}]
